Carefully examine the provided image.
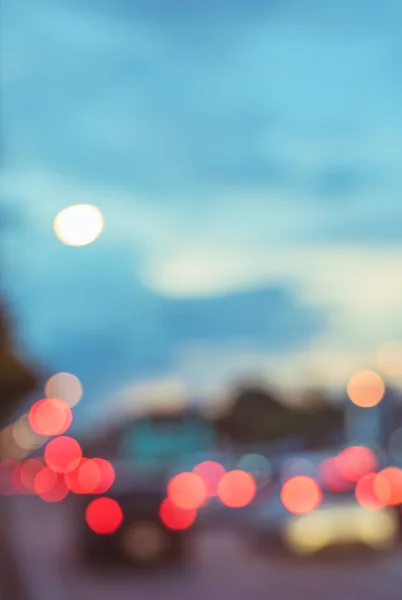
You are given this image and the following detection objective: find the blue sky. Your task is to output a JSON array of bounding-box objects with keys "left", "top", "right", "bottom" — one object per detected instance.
[{"left": 2, "top": 0, "right": 402, "bottom": 425}]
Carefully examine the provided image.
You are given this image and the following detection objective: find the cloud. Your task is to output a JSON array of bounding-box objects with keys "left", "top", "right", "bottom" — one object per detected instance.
[
  {"left": 3, "top": 0, "right": 402, "bottom": 196},
  {"left": 2, "top": 0, "right": 402, "bottom": 422},
  {"left": 3, "top": 167, "right": 402, "bottom": 395}
]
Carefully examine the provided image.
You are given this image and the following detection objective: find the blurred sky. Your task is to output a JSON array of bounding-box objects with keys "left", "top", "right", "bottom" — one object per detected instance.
[{"left": 1, "top": 0, "right": 402, "bottom": 424}]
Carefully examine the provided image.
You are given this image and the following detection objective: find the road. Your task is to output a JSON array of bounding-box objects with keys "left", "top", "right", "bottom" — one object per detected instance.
[{"left": 5, "top": 496, "right": 402, "bottom": 600}]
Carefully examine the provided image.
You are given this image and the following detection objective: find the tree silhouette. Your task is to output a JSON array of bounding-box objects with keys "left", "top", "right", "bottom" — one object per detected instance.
[
  {"left": 216, "top": 382, "right": 345, "bottom": 448},
  {"left": 0, "top": 208, "right": 40, "bottom": 426},
  {"left": 0, "top": 303, "right": 39, "bottom": 425}
]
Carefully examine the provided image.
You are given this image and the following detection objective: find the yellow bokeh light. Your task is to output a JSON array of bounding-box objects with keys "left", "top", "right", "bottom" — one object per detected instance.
[
  {"left": 45, "top": 372, "right": 83, "bottom": 407},
  {"left": 12, "top": 414, "right": 47, "bottom": 450},
  {"left": 53, "top": 204, "right": 104, "bottom": 247},
  {"left": 376, "top": 341, "right": 402, "bottom": 378},
  {"left": 0, "top": 425, "right": 30, "bottom": 460},
  {"left": 347, "top": 370, "right": 385, "bottom": 408}
]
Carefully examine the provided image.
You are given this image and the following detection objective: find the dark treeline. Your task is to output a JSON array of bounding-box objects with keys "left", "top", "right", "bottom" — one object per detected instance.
[
  {"left": 0, "top": 301, "right": 39, "bottom": 426},
  {"left": 82, "top": 383, "right": 346, "bottom": 459},
  {"left": 216, "top": 383, "right": 345, "bottom": 450},
  {"left": 0, "top": 209, "right": 40, "bottom": 427}
]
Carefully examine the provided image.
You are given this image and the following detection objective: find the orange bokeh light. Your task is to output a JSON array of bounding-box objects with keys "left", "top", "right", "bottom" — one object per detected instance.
[
  {"left": 347, "top": 371, "right": 385, "bottom": 408},
  {"left": 336, "top": 446, "right": 378, "bottom": 483},
  {"left": 44, "top": 436, "right": 82, "bottom": 474},
  {"left": 28, "top": 398, "right": 73, "bottom": 437},
  {"left": 281, "top": 476, "right": 322, "bottom": 515},
  {"left": 85, "top": 497, "right": 123, "bottom": 534},
  {"left": 159, "top": 498, "right": 197, "bottom": 531},
  {"left": 193, "top": 461, "right": 226, "bottom": 496},
  {"left": 355, "top": 472, "right": 390, "bottom": 509},
  {"left": 167, "top": 472, "right": 207, "bottom": 510},
  {"left": 377, "top": 467, "right": 402, "bottom": 506},
  {"left": 217, "top": 470, "right": 256, "bottom": 508}
]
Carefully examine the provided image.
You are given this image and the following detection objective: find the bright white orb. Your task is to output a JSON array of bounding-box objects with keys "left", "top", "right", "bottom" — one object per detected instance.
[
  {"left": 53, "top": 204, "right": 104, "bottom": 246},
  {"left": 45, "top": 372, "right": 83, "bottom": 408}
]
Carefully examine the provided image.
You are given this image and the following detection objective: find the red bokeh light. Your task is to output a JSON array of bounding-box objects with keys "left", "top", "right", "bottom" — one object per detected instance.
[
  {"left": 355, "top": 472, "right": 390, "bottom": 509},
  {"left": 12, "top": 462, "right": 30, "bottom": 495},
  {"left": 159, "top": 498, "right": 197, "bottom": 531},
  {"left": 336, "top": 446, "right": 378, "bottom": 483},
  {"left": 317, "top": 457, "right": 351, "bottom": 492},
  {"left": 65, "top": 459, "right": 85, "bottom": 494},
  {"left": 44, "top": 436, "right": 82, "bottom": 473},
  {"left": 65, "top": 458, "right": 93, "bottom": 494},
  {"left": 19, "top": 459, "right": 44, "bottom": 495},
  {"left": 167, "top": 472, "right": 207, "bottom": 510},
  {"left": 377, "top": 467, "right": 402, "bottom": 506},
  {"left": 0, "top": 460, "right": 16, "bottom": 496},
  {"left": 91, "top": 458, "right": 115, "bottom": 494},
  {"left": 85, "top": 497, "right": 123, "bottom": 534},
  {"left": 281, "top": 476, "right": 322, "bottom": 515},
  {"left": 28, "top": 398, "right": 72, "bottom": 437},
  {"left": 77, "top": 459, "right": 102, "bottom": 493},
  {"left": 34, "top": 467, "right": 69, "bottom": 502},
  {"left": 65, "top": 458, "right": 115, "bottom": 495},
  {"left": 217, "top": 470, "right": 256, "bottom": 508},
  {"left": 193, "top": 461, "right": 226, "bottom": 496}
]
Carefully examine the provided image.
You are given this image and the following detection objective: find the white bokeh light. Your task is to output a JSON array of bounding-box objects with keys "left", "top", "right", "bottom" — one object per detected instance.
[
  {"left": 53, "top": 204, "right": 104, "bottom": 246},
  {"left": 45, "top": 372, "right": 83, "bottom": 408}
]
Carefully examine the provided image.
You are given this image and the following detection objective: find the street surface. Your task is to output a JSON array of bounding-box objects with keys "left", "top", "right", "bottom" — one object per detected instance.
[{"left": 5, "top": 496, "right": 402, "bottom": 600}]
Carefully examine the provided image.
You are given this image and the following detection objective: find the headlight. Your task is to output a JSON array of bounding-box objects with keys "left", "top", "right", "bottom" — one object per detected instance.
[{"left": 122, "top": 522, "right": 169, "bottom": 562}]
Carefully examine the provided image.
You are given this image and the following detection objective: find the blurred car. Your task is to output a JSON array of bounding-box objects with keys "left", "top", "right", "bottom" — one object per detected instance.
[
  {"left": 79, "top": 465, "right": 194, "bottom": 568},
  {"left": 248, "top": 485, "right": 400, "bottom": 557}
]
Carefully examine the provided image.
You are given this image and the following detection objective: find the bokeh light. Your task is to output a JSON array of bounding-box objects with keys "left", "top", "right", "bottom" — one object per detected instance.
[
  {"left": 193, "top": 461, "right": 225, "bottom": 496},
  {"left": 159, "top": 498, "right": 197, "bottom": 531},
  {"left": 167, "top": 472, "right": 207, "bottom": 510},
  {"left": 19, "top": 459, "right": 44, "bottom": 494},
  {"left": 377, "top": 467, "right": 402, "bottom": 506},
  {"left": 237, "top": 454, "right": 271, "bottom": 490},
  {"left": 64, "top": 459, "right": 86, "bottom": 494},
  {"left": 12, "top": 415, "right": 47, "bottom": 451},
  {"left": 347, "top": 370, "right": 385, "bottom": 408},
  {"left": 0, "top": 460, "right": 17, "bottom": 495},
  {"left": 77, "top": 459, "right": 102, "bottom": 494},
  {"left": 123, "top": 522, "right": 168, "bottom": 562},
  {"left": 281, "top": 476, "right": 322, "bottom": 515},
  {"left": 91, "top": 458, "right": 115, "bottom": 494},
  {"left": 317, "top": 457, "right": 351, "bottom": 492},
  {"left": 28, "top": 398, "right": 72, "bottom": 437},
  {"left": 44, "top": 436, "right": 82, "bottom": 473},
  {"left": 85, "top": 497, "right": 123, "bottom": 534},
  {"left": 376, "top": 341, "right": 402, "bottom": 378},
  {"left": 217, "top": 470, "right": 256, "bottom": 508},
  {"left": 0, "top": 425, "right": 30, "bottom": 460},
  {"left": 45, "top": 372, "right": 83, "bottom": 408},
  {"left": 65, "top": 457, "right": 115, "bottom": 495},
  {"left": 11, "top": 462, "right": 30, "bottom": 495},
  {"left": 336, "top": 446, "right": 378, "bottom": 483},
  {"left": 53, "top": 204, "right": 104, "bottom": 247},
  {"left": 355, "top": 472, "right": 390, "bottom": 509},
  {"left": 34, "top": 467, "right": 69, "bottom": 502}
]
